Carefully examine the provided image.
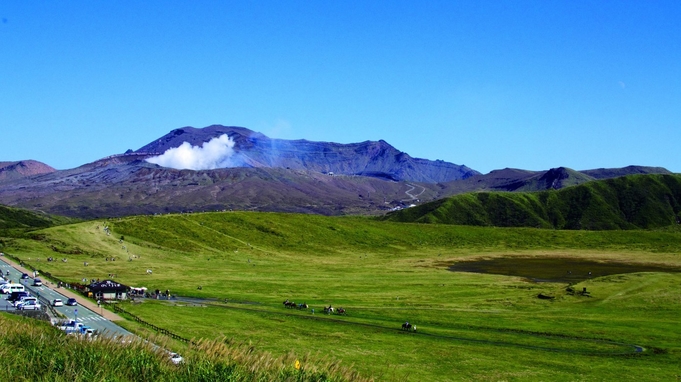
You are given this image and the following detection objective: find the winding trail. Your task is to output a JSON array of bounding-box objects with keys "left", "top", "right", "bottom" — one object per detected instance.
[{"left": 403, "top": 183, "right": 426, "bottom": 201}]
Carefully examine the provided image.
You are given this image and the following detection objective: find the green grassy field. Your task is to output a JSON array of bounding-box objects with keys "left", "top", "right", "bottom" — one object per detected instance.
[{"left": 3, "top": 211, "right": 681, "bottom": 380}]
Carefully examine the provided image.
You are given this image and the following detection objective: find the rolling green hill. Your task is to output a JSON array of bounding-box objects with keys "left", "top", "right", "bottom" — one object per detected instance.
[
  {"left": 0, "top": 204, "right": 75, "bottom": 232},
  {"left": 384, "top": 174, "right": 681, "bottom": 230}
]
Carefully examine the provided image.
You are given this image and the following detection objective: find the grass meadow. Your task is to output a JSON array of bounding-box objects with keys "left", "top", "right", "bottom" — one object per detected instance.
[{"left": 3, "top": 211, "right": 681, "bottom": 381}]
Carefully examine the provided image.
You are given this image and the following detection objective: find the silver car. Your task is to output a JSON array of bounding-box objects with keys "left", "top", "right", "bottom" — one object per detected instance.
[{"left": 16, "top": 300, "right": 41, "bottom": 310}]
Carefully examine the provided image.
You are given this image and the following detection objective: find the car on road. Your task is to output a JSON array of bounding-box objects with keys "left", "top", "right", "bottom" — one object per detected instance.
[
  {"left": 66, "top": 298, "right": 78, "bottom": 306},
  {"left": 52, "top": 298, "right": 64, "bottom": 307},
  {"left": 58, "top": 320, "right": 84, "bottom": 333},
  {"left": 33, "top": 278, "right": 43, "bottom": 286},
  {"left": 169, "top": 353, "right": 183, "bottom": 365},
  {"left": 21, "top": 273, "right": 29, "bottom": 280}
]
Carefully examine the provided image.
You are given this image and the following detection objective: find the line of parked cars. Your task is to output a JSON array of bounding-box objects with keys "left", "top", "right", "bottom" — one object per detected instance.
[
  {"left": 4, "top": 290, "right": 42, "bottom": 310},
  {"left": 2, "top": 273, "right": 41, "bottom": 310}
]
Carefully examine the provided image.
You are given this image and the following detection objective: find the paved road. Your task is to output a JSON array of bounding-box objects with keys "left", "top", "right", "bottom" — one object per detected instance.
[{"left": 0, "top": 256, "right": 132, "bottom": 338}]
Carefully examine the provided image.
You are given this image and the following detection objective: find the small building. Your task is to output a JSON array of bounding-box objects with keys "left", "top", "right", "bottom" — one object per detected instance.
[{"left": 88, "top": 280, "right": 129, "bottom": 301}]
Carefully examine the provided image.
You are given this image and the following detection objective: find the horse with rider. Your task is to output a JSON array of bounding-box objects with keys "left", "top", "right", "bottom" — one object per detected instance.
[{"left": 401, "top": 321, "right": 416, "bottom": 332}]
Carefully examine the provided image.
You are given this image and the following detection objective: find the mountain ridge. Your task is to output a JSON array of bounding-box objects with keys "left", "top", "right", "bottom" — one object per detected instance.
[
  {"left": 135, "top": 125, "right": 479, "bottom": 183},
  {"left": 0, "top": 125, "right": 675, "bottom": 219}
]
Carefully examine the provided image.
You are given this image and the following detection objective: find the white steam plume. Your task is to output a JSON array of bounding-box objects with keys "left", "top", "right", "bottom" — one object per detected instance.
[{"left": 146, "top": 134, "right": 237, "bottom": 170}]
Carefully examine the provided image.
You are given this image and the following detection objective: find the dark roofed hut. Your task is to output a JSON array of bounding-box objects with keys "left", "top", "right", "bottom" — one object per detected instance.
[{"left": 88, "top": 280, "right": 129, "bottom": 301}]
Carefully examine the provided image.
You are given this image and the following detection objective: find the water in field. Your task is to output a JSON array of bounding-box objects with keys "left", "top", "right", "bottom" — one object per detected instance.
[{"left": 448, "top": 257, "right": 681, "bottom": 283}]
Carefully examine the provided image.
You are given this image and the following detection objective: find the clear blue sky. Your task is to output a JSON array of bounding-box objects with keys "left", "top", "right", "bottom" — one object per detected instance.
[{"left": 2, "top": 1, "right": 680, "bottom": 173}]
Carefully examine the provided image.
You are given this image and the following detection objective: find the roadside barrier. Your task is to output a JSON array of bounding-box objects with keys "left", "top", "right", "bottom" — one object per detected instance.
[{"left": 113, "top": 305, "right": 194, "bottom": 344}]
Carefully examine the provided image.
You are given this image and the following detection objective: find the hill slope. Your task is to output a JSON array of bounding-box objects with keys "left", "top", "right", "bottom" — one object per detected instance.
[
  {"left": 384, "top": 174, "right": 681, "bottom": 230},
  {"left": 0, "top": 204, "right": 73, "bottom": 231}
]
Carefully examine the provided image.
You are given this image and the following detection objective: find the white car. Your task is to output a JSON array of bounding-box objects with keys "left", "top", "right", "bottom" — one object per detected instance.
[
  {"left": 16, "top": 300, "right": 41, "bottom": 310},
  {"left": 169, "top": 353, "right": 183, "bottom": 365},
  {"left": 52, "top": 298, "right": 64, "bottom": 307},
  {"left": 14, "top": 296, "right": 37, "bottom": 307}
]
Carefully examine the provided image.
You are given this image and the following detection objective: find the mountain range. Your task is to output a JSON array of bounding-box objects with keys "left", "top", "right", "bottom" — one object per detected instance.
[{"left": 0, "top": 125, "right": 673, "bottom": 219}]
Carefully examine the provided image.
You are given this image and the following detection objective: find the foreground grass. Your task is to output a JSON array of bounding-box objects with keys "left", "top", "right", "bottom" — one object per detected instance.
[
  {"left": 3, "top": 212, "right": 681, "bottom": 380},
  {"left": 0, "top": 313, "right": 370, "bottom": 381}
]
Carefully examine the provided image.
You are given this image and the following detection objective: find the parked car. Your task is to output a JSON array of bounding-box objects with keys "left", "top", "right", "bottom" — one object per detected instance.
[
  {"left": 33, "top": 278, "right": 43, "bottom": 286},
  {"left": 7, "top": 291, "right": 30, "bottom": 302},
  {"left": 66, "top": 298, "right": 78, "bottom": 306},
  {"left": 52, "top": 298, "right": 64, "bottom": 307},
  {"left": 16, "top": 300, "right": 41, "bottom": 310},
  {"left": 1, "top": 283, "right": 25, "bottom": 294},
  {"left": 13, "top": 296, "right": 37, "bottom": 307}
]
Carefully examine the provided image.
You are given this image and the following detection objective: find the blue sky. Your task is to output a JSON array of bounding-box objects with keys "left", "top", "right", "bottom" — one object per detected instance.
[{"left": 2, "top": 1, "right": 680, "bottom": 173}]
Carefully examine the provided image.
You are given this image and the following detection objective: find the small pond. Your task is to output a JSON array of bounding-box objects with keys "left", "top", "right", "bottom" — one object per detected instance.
[{"left": 448, "top": 257, "right": 681, "bottom": 283}]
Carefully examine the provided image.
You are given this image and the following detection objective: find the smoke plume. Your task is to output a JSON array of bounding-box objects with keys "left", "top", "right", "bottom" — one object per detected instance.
[{"left": 146, "top": 134, "right": 237, "bottom": 170}]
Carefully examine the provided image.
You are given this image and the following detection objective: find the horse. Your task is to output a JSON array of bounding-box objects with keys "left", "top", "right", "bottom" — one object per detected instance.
[
  {"left": 324, "top": 305, "right": 334, "bottom": 314},
  {"left": 297, "top": 303, "right": 308, "bottom": 310},
  {"left": 283, "top": 300, "right": 296, "bottom": 308},
  {"left": 402, "top": 322, "right": 416, "bottom": 332},
  {"left": 336, "top": 307, "right": 346, "bottom": 315}
]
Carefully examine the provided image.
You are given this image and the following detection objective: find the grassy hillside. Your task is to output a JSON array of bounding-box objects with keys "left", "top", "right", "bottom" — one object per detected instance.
[
  {"left": 3, "top": 212, "right": 681, "bottom": 380},
  {"left": 0, "top": 313, "right": 366, "bottom": 381},
  {"left": 0, "top": 204, "right": 75, "bottom": 233},
  {"left": 385, "top": 174, "right": 681, "bottom": 229}
]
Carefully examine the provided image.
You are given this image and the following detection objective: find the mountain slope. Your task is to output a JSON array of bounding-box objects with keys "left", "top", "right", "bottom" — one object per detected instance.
[
  {"left": 384, "top": 174, "right": 681, "bottom": 230},
  {"left": 135, "top": 125, "right": 479, "bottom": 183},
  {"left": 0, "top": 156, "right": 440, "bottom": 218}
]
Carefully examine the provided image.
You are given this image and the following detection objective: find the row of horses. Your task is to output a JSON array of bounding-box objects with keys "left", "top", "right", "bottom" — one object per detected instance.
[
  {"left": 283, "top": 300, "right": 309, "bottom": 310},
  {"left": 324, "top": 305, "right": 346, "bottom": 315},
  {"left": 282, "top": 300, "right": 346, "bottom": 315},
  {"left": 282, "top": 300, "right": 414, "bottom": 331}
]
